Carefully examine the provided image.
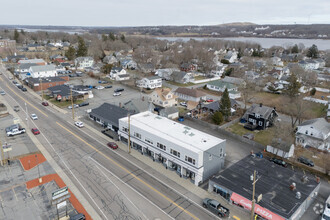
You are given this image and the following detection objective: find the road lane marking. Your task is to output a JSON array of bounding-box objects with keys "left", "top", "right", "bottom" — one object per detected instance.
[
  {"left": 5, "top": 83, "right": 48, "bottom": 117},
  {"left": 56, "top": 121, "right": 200, "bottom": 220}
]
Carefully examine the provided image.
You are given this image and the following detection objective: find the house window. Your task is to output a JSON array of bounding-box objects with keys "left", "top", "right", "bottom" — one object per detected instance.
[
  {"left": 122, "top": 127, "right": 128, "bottom": 132},
  {"left": 170, "top": 149, "right": 180, "bottom": 158},
  {"left": 255, "top": 114, "right": 260, "bottom": 118},
  {"left": 220, "top": 148, "right": 223, "bottom": 157},
  {"left": 145, "top": 138, "right": 153, "bottom": 145},
  {"left": 209, "top": 154, "right": 212, "bottom": 160},
  {"left": 258, "top": 121, "right": 263, "bottom": 126},
  {"left": 134, "top": 132, "right": 141, "bottom": 139},
  {"left": 157, "top": 142, "right": 166, "bottom": 151},
  {"left": 185, "top": 156, "right": 196, "bottom": 165}
]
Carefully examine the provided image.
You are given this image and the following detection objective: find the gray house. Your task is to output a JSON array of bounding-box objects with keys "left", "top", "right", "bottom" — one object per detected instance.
[
  {"left": 171, "top": 71, "right": 193, "bottom": 84},
  {"left": 122, "top": 97, "right": 154, "bottom": 114}
]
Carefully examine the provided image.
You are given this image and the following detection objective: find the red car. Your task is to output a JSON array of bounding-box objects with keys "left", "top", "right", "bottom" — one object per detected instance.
[
  {"left": 31, "top": 128, "right": 40, "bottom": 135},
  {"left": 42, "top": 101, "right": 49, "bottom": 106},
  {"left": 107, "top": 142, "right": 118, "bottom": 149},
  {"left": 206, "top": 98, "right": 214, "bottom": 102}
]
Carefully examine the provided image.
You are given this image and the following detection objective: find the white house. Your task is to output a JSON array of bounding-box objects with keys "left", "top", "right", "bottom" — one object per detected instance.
[
  {"left": 206, "top": 80, "right": 241, "bottom": 99},
  {"left": 29, "top": 65, "right": 57, "bottom": 78},
  {"left": 271, "top": 57, "right": 284, "bottom": 66},
  {"left": 110, "top": 67, "right": 130, "bottom": 81},
  {"left": 149, "top": 88, "right": 177, "bottom": 107},
  {"left": 103, "top": 55, "right": 118, "bottom": 65},
  {"left": 18, "top": 59, "right": 46, "bottom": 65},
  {"left": 118, "top": 112, "right": 226, "bottom": 185},
  {"left": 137, "top": 76, "right": 162, "bottom": 89},
  {"left": 295, "top": 118, "right": 330, "bottom": 151},
  {"left": 224, "top": 51, "right": 238, "bottom": 63},
  {"left": 155, "top": 68, "right": 178, "bottom": 80},
  {"left": 74, "top": 57, "right": 94, "bottom": 70},
  {"left": 174, "top": 87, "right": 207, "bottom": 102}
]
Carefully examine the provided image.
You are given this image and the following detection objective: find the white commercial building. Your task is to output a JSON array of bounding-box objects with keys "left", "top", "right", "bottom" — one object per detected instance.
[
  {"left": 29, "top": 64, "right": 57, "bottom": 78},
  {"left": 118, "top": 112, "right": 226, "bottom": 185}
]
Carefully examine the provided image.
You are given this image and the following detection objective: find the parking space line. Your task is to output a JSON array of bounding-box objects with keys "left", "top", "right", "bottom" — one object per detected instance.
[
  {"left": 56, "top": 121, "right": 200, "bottom": 220},
  {"left": 12, "top": 187, "right": 18, "bottom": 201}
]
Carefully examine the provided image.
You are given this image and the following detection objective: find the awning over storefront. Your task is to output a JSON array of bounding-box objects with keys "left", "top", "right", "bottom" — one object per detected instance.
[{"left": 230, "top": 193, "right": 285, "bottom": 220}]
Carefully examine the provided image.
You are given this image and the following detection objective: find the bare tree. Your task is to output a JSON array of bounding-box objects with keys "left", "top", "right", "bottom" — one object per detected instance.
[
  {"left": 281, "top": 96, "right": 309, "bottom": 129},
  {"left": 240, "top": 79, "right": 256, "bottom": 110}
]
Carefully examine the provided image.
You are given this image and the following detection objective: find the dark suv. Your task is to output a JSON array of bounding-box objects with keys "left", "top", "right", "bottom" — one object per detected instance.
[
  {"left": 298, "top": 157, "right": 314, "bottom": 167},
  {"left": 114, "top": 88, "right": 124, "bottom": 93},
  {"left": 270, "top": 158, "right": 288, "bottom": 167}
]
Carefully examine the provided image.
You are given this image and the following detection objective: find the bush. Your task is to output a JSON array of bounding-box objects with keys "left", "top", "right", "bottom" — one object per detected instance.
[
  {"left": 221, "top": 59, "right": 230, "bottom": 64},
  {"left": 212, "top": 112, "right": 223, "bottom": 125},
  {"left": 310, "top": 88, "right": 316, "bottom": 96}
]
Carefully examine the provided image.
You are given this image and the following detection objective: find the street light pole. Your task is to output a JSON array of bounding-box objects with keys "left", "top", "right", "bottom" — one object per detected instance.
[
  {"left": 25, "top": 102, "right": 29, "bottom": 127},
  {"left": 36, "top": 154, "right": 42, "bottom": 183},
  {"left": 251, "top": 170, "right": 256, "bottom": 220},
  {"left": 70, "top": 88, "right": 74, "bottom": 121}
]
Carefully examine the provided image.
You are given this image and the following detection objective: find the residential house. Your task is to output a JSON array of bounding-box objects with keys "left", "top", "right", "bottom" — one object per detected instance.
[
  {"left": 26, "top": 44, "right": 45, "bottom": 52},
  {"left": 180, "top": 63, "right": 197, "bottom": 72},
  {"left": 211, "top": 63, "right": 227, "bottom": 77},
  {"left": 47, "top": 85, "right": 85, "bottom": 101},
  {"left": 266, "top": 138, "right": 295, "bottom": 159},
  {"left": 221, "top": 76, "right": 246, "bottom": 87},
  {"left": 202, "top": 99, "right": 239, "bottom": 115},
  {"left": 110, "top": 67, "right": 130, "bottom": 81},
  {"left": 137, "top": 76, "right": 162, "bottom": 89},
  {"left": 155, "top": 68, "right": 178, "bottom": 80},
  {"left": 315, "top": 58, "right": 326, "bottom": 68},
  {"left": 159, "top": 106, "right": 179, "bottom": 119},
  {"left": 6, "top": 55, "right": 26, "bottom": 63},
  {"left": 206, "top": 80, "right": 241, "bottom": 99},
  {"left": 171, "top": 71, "right": 193, "bottom": 84},
  {"left": 89, "top": 103, "right": 130, "bottom": 132},
  {"left": 50, "top": 55, "right": 67, "bottom": 63},
  {"left": 0, "top": 39, "right": 16, "bottom": 48},
  {"left": 149, "top": 88, "right": 177, "bottom": 108},
  {"left": 121, "top": 59, "right": 137, "bottom": 70},
  {"left": 25, "top": 76, "right": 69, "bottom": 92},
  {"left": 281, "top": 53, "right": 298, "bottom": 62},
  {"left": 242, "top": 103, "right": 278, "bottom": 130},
  {"left": 267, "top": 68, "right": 284, "bottom": 79},
  {"left": 298, "top": 59, "right": 323, "bottom": 70},
  {"left": 245, "top": 71, "right": 260, "bottom": 80},
  {"left": 271, "top": 57, "right": 284, "bottom": 66},
  {"left": 295, "top": 118, "right": 330, "bottom": 151},
  {"left": 317, "top": 73, "right": 330, "bottom": 82},
  {"left": 29, "top": 64, "right": 57, "bottom": 78},
  {"left": 139, "top": 63, "right": 155, "bottom": 73},
  {"left": 174, "top": 88, "right": 207, "bottom": 102},
  {"left": 16, "top": 63, "right": 39, "bottom": 80},
  {"left": 103, "top": 55, "right": 118, "bottom": 65},
  {"left": 74, "top": 57, "right": 94, "bottom": 70},
  {"left": 224, "top": 51, "right": 238, "bottom": 63},
  {"left": 18, "top": 58, "right": 46, "bottom": 65},
  {"left": 122, "top": 97, "right": 154, "bottom": 114}
]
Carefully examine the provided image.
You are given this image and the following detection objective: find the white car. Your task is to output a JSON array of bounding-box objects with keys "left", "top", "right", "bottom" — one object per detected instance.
[
  {"left": 68, "top": 104, "right": 79, "bottom": 109},
  {"left": 180, "top": 102, "right": 187, "bottom": 107},
  {"left": 96, "top": 86, "right": 104, "bottom": 90},
  {"left": 0, "top": 91, "right": 5, "bottom": 95},
  {"left": 30, "top": 113, "right": 38, "bottom": 120},
  {"left": 113, "top": 92, "right": 121, "bottom": 96},
  {"left": 74, "top": 121, "right": 84, "bottom": 128}
]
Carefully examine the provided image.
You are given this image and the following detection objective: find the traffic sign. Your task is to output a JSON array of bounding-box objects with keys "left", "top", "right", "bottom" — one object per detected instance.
[{"left": 52, "top": 186, "right": 69, "bottom": 201}]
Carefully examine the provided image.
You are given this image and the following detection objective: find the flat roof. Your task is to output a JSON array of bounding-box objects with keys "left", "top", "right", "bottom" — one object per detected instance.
[
  {"left": 120, "top": 112, "right": 225, "bottom": 153},
  {"left": 210, "top": 156, "right": 319, "bottom": 219}
]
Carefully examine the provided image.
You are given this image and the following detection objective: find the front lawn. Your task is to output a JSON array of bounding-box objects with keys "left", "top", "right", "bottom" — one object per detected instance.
[
  {"left": 49, "top": 99, "right": 84, "bottom": 108},
  {"left": 226, "top": 122, "right": 275, "bottom": 146}
]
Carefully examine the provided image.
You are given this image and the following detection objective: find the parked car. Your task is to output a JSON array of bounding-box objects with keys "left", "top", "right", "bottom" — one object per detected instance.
[
  {"left": 107, "top": 142, "right": 118, "bottom": 149},
  {"left": 270, "top": 158, "right": 288, "bottom": 167},
  {"left": 30, "top": 113, "right": 38, "bottom": 120},
  {"left": 180, "top": 102, "right": 187, "bottom": 107},
  {"left": 70, "top": 213, "right": 86, "bottom": 220},
  {"left": 206, "top": 98, "right": 214, "bottom": 102},
  {"left": 297, "top": 156, "right": 314, "bottom": 167},
  {"left": 68, "top": 104, "right": 79, "bottom": 109},
  {"left": 0, "top": 91, "right": 5, "bottom": 95},
  {"left": 321, "top": 195, "right": 330, "bottom": 220},
  {"left": 114, "top": 88, "right": 124, "bottom": 93},
  {"left": 95, "top": 85, "right": 104, "bottom": 90},
  {"left": 98, "top": 80, "right": 108, "bottom": 84},
  {"left": 113, "top": 92, "right": 121, "bottom": 96},
  {"left": 78, "top": 102, "right": 89, "bottom": 107},
  {"left": 14, "top": 105, "right": 19, "bottom": 112},
  {"left": 202, "top": 198, "right": 230, "bottom": 218},
  {"left": 21, "top": 87, "right": 27, "bottom": 92},
  {"left": 74, "top": 121, "right": 84, "bottom": 128},
  {"left": 42, "top": 101, "right": 49, "bottom": 106},
  {"left": 104, "top": 85, "right": 113, "bottom": 89},
  {"left": 17, "top": 85, "right": 23, "bottom": 89},
  {"left": 31, "top": 128, "right": 40, "bottom": 135},
  {"left": 242, "top": 133, "right": 254, "bottom": 140},
  {"left": 178, "top": 116, "right": 184, "bottom": 122}
]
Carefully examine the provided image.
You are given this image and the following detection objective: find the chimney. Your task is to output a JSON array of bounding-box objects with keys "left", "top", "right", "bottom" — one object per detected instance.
[
  {"left": 260, "top": 103, "right": 263, "bottom": 107},
  {"left": 119, "top": 102, "right": 122, "bottom": 108}
]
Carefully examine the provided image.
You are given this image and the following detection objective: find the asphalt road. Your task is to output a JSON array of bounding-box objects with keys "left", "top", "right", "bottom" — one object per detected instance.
[{"left": 0, "top": 69, "right": 218, "bottom": 220}]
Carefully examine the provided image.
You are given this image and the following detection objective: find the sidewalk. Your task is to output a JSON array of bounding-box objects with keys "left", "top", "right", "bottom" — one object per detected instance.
[{"left": 83, "top": 121, "right": 250, "bottom": 220}]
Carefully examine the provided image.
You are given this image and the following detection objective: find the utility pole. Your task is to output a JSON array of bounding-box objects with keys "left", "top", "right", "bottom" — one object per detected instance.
[
  {"left": 128, "top": 113, "right": 131, "bottom": 154},
  {"left": 40, "top": 78, "right": 44, "bottom": 101},
  {"left": 251, "top": 170, "right": 256, "bottom": 220},
  {"left": 0, "top": 139, "right": 5, "bottom": 166},
  {"left": 25, "top": 102, "right": 29, "bottom": 127},
  {"left": 70, "top": 88, "right": 74, "bottom": 121},
  {"left": 36, "top": 154, "right": 42, "bottom": 183}
]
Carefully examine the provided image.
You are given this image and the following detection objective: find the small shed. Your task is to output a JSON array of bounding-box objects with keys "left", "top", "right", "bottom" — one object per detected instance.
[{"left": 266, "top": 138, "right": 295, "bottom": 158}]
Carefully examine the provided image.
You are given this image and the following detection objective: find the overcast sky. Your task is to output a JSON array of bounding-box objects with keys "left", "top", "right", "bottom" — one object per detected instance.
[{"left": 1, "top": 0, "right": 330, "bottom": 26}]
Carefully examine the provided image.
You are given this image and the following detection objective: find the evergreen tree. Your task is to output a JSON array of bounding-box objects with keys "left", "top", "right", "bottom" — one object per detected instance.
[
  {"left": 20, "top": 29, "right": 26, "bottom": 35},
  {"left": 14, "top": 29, "right": 19, "bottom": 42},
  {"left": 307, "top": 44, "right": 319, "bottom": 58},
  {"left": 76, "top": 36, "right": 88, "bottom": 57},
  {"left": 286, "top": 73, "right": 301, "bottom": 98},
  {"left": 291, "top": 44, "right": 299, "bottom": 53},
  {"left": 101, "top": 64, "right": 113, "bottom": 74},
  {"left": 108, "top": 32, "right": 115, "bottom": 41},
  {"left": 120, "top": 34, "right": 126, "bottom": 42},
  {"left": 220, "top": 88, "right": 231, "bottom": 121},
  {"left": 212, "top": 112, "right": 223, "bottom": 125},
  {"left": 102, "top": 34, "right": 108, "bottom": 41},
  {"left": 65, "top": 46, "right": 76, "bottom": 61}
]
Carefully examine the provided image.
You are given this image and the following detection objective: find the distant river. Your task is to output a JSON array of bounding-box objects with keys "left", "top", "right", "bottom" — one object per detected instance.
[{"left": 156, "top": 37, "right": 330, "bottom": 50}]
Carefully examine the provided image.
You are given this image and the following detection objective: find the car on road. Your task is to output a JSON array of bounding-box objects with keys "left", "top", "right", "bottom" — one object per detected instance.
[
  {"left": 42, "top": 101, "right": 49, "bottom": 106},
  {"left": 104, "top": 85, "right": 112, "bottom": 89},
  {"left": 95, "top": 85, "right": 104, "bottom": 90},
  {"left": 270, "top": 158, "right": 288, "bottom": 167},
  {"left": 74, "top": 121, "right": 84, "bottom": 128},
  {"left": 202, "top": 198, "right": 230, "bottom": 218},
  {"left": 180, "top": 102, "right": 187, "bottom": 107},
  {"left": 297, "top": 156, "right": 314, "bottom": 167},
  {"left": 17, "top": 84, "right": 23, "bottom": 89},
  {"left": 114, "top": 88, "right": 124, "bottom": 93},
  {"left": 30, "top": 113, "right": 38, "bottom": 120},
  {"left": 78, "top": 102, "right": 89, "bottom": 107},
  {"left": 206, "top": 98, "right": 214, "bottom": 102},
  {"left": 31, "top": 128, "right": 40, "bottom": 135},
  {"left": 14, "top": 105, "right": 20, "bottom": 112},
  {"left": 21, "top": 87, "right": 27, "bottom": 92},
  {"left": 113, "top": 92, "right": 121, "bottom": 96},
  {"left": 321, "top": 195, "right": 330, "bottom": 220},
  {"left": 71, "top": 213, "right": 86, "bottom": 220},
  {"left": 0, "top": 90, "right": 5, "bottom": 95},
  {"left": 68, "top": 104, "right": 79, "bottom": 109},
  {"left": 107, "top": 142, "right": 118, "bottom": 149}
]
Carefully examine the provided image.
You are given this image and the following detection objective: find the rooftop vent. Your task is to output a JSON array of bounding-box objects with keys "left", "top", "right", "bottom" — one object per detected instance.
[
  {"left": 155, "top": 116, "right": 162, "bottom": 120},
  {"left": 296, "top": 192, "right": 301, "bottom": 199},
  {"left": 184, "top": 126, "right": 191, "bottom": 130},
  {"left": 183, "top": 130, "right": 189, "bottom": 135},
  {"left": 189, "top": 132, "right": 195, "bottom": 137}
]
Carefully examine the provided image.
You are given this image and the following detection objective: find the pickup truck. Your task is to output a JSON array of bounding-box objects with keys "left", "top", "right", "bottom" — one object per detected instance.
[
  {"left": 6, "top": 124, "right": 26, "bottom": 137},
  {"left": 202, "top": 198, "right": 230, "bottom": 218}
]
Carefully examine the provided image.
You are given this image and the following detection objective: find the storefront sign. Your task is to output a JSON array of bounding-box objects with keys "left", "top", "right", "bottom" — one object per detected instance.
[{"left": 230, "top": 193, "right": 285, "bottom": 220}]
